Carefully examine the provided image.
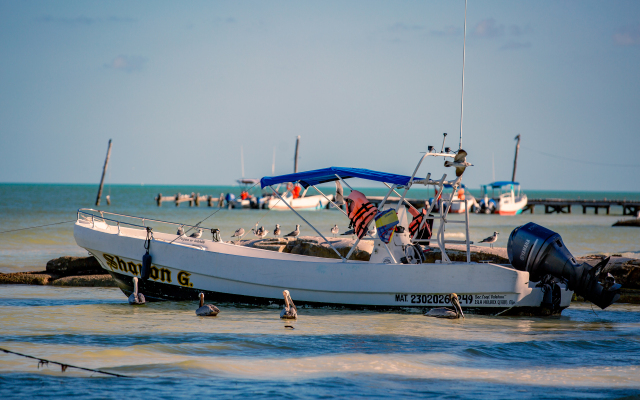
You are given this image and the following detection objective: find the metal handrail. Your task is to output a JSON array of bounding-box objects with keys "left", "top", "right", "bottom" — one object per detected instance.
[{"left": 76, "top": 208, "right": 216, "bottom": 232}]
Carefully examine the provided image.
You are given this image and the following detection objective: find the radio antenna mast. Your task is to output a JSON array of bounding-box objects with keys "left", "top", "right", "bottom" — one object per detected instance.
[{"left": 458, "top": 0, "right": 467, "bottom": 150}]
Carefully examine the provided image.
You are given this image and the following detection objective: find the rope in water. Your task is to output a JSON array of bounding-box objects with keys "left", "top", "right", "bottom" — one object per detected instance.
[
  {"left": 0, "top": 347, "right": 130, "bottom": 378},
  {"left": 0, "top": 220, "right": 76, "bottom": 235}
]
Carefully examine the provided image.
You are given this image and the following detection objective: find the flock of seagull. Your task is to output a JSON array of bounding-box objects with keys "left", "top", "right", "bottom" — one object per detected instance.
[{"left": 128, "top": 277, "right": 463, "bottom": 320}]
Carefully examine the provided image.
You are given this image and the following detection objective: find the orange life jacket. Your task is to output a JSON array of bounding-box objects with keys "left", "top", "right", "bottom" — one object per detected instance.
[
  {"left": 408, "top": 207, "right": 433, "bottom": 240},
  {"left": 346, "top": 190, "right": 377, "bottom": 239},
  {"left": 292, "top": 185, "right": 301, "bottom": 199}
]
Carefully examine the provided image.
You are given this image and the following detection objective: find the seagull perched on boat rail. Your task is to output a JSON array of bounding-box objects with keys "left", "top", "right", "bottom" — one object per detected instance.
[
  {"left": 273, "top": 224, "right": 281, "bottom": 238},
  {"left": 479, "top": 232, "right": 499, "bottom": 249},
  {"left": 444, "top": 149, "right": 473, "bottom": 177},
  {"left": 231, "top": 228, "right": 245, "bottom": 241},
  {"left": 424, "top": 293, "right": 464, "bottom": 319},
  {"left": 177, "top": 225, "right": 185, "bottom": 236},
  {"left": 195, "top": 293, "right": 219, "bottom": 316},
  {"left": 128, "top": 277, "right": 146, "bottom": 305},
  {"left": 280, "top": 290, "right": 297, "bottom": 319},
  {"left": 189, "top": 228, "right": 203, "bottom": 238},
  {"left": 284, "top": 225, "right": 300, "bottom": 239}
]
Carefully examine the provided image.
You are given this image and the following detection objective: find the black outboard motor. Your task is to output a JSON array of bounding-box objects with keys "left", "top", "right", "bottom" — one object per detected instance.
[{"left": 507, "top": 222, "right": 621, "bottom": 309}]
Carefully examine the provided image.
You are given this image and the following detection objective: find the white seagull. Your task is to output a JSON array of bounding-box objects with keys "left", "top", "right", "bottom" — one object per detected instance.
[
  {"left": 252, "top": 226, "right": 269, "bottom": 239},
  {"left": 424, "top": 293, "right": 464, "bottom": 319},
  {"left": 176, "top": 225, "right": 185, "bottom": 236},
  {"left": 195, "top": 293, "right": 220, "bottom": 316},
  {"left": 189, "top": 228, "right": 203, "bottom": 238},
  {"left": 479, "top": 232, "right": 499, "bottom": 249},
  {"left": 128, "top": 277, "right": 146, "bottom": 305},
  {"left": 280, "top": 290, "right": 298, "bottom": 319},
  {"left": 331, "top": 224, "right": 339, "bottom": 238},
  {"left": 284, "top": 224, "right": 300, "bottom": 239},
  {"left": 273, "top": 224, "right": 281, "bottom": 238},
  {"left": 444, "top": 149, "right": 473, "bottom": 177},
  {"left": 231, "top": 228, "right": 245, "bottom": 241}
]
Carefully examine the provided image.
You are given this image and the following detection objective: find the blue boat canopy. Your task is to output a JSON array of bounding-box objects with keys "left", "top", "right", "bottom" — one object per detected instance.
[
  {"left": 260, "top": 167, "right": 423, "bottom": 189},
  {"left": 485, "top": 181, "right": 520, "bottom": 188}
]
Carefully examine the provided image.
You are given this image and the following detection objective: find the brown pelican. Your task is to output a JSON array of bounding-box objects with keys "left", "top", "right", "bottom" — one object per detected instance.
[
  {"left": 280, "top": 290, "right": 297, "bottom": 319},
  {"left": 128, "top": 277, "right": 146, "bottom": 305},
  {"left": 331, "top": 224, "right": 339, "bottom": 238},
  {"left": 284, "top": 225, "right": 300, "bottom": 239},
  {"left": 479, "top": 232, "right": 499, "bottom": 248},
  {"left": 424, "top": 293, "right": 464, "bottom": 319},
  {"left": 273, "top": 224, "right": 281, "bottom": 237},
  {"left": 195, "top": 293, "right": 220, "bottom": 316}
]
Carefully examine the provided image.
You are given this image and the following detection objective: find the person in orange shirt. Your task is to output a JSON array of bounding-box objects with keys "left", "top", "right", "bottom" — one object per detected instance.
[{"left": 292, "top": 184, "right": 301, "bottom": 199}]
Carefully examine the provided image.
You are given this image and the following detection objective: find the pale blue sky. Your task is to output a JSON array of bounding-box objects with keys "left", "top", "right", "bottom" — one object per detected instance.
[{"left": 1, "top": 1, "right": 639, "bottom": 190}]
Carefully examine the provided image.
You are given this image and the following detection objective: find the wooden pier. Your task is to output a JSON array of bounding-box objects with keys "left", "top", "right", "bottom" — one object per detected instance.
[
  {"left": 523, "top": 199, "right": 640, "bottom": 215},
  {"left": 155, "top": 193, "right": 224, "bottom": 207}
]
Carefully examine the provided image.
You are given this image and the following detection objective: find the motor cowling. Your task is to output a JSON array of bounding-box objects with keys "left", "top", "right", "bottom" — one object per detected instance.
[{"left": 507, "top": 222, "right": 621, "bottom": 309}]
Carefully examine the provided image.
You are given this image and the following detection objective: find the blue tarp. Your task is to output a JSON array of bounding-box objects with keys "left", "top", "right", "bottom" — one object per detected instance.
[
  {"left": 484, "top": 181, "right": 519, "bottom": 188},
  {"left": 260, "top": 167, "right": 423, "bottom": 189}
]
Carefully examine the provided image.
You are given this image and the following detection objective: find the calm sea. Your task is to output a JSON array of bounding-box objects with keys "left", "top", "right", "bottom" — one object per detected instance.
[{"left": 1, "top": 183, "right": 640, "bottom": 399}]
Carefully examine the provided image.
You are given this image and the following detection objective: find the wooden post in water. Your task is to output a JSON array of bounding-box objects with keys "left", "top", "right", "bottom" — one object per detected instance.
[
  {"left": 95, "top": 139, "right": 112, "bottom": 206},
  {"left": 294, "top": 136, "right": 300, "bottom": 173},
  {"left": 512, "top": 134, "right": 521, "bottom": 182}
]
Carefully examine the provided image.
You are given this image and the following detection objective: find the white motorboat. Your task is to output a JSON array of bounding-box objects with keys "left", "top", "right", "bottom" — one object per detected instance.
[
  {"left": 265, "top": 191, "right": 332, "bottom": 210},
  {"left": 479, "top": 181, "right": 528, "bottom": 215},
  {"left": 74, "top": 155, "right": 575, "bottom": 315}
]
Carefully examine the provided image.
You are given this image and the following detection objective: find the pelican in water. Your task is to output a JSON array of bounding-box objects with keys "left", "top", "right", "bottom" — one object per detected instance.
[
  {"left": 128, "top": 277, "right": 146, "bottom": 305},
  {"left": 280, "top": 290, "right": 297, "bottom": 319},
  {"left": 195, "top": 293, "right": 220, "bottom": 316},
  {"left": 424, "top": 293, "right": 464, "bottom": 319}
]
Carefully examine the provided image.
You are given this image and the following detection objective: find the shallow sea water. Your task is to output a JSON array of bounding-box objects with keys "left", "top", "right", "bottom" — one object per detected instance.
[
  {"left": 1, "top": 285, "right": 640, "bottom": 399},
  {"left": 1, "top": 184, "right": 640, "bottom": 398}
]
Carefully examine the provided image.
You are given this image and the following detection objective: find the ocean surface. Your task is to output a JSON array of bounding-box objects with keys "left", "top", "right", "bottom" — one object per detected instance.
[{"left": 1, "top": 183, "right": 640, "bottom": 398}]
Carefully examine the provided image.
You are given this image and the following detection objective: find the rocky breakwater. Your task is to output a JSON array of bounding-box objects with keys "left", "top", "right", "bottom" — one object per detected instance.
[{"left": 0, "top": 256, "right": 117, "bottom": 287}]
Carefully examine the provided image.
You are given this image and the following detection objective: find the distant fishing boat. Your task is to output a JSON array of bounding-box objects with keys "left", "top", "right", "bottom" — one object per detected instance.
[
  {"left": 478, "top": 181, "right": 528, "bottom": 215},
  {"left": 434, "top": 184, "right": 478, "bottom": 214},
  {"left": 479, "top": 135, "right": 527, "bottom": 215}
]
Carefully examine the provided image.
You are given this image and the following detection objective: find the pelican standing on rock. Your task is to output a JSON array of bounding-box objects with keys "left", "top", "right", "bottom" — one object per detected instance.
[
  {"left": 273, "top": 224, "right": 281, "bottom": 238},
  {"left": 284, "top": 224, "right": 300, "bottom": 239},
  {"left": 128, "top": 277, "right": 146, "bottom": 305},
  {"left": 479, "top": 232, "right": 499, "bottom": 249},
  {"left": 280, "top": 290, "right": 297, "bottom": 319},
  {"left": 196, "top": 293, "right": 220, "bottom": 316},
  {"left": 231, "top": 228, "right": 245, "bottom": 241},
  {"left": 424, "top": 293, "right": 464, "bottom": 319}
]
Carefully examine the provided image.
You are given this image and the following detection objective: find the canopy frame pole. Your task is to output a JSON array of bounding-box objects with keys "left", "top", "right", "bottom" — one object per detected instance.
[
  {"left": 410, "top": 174, "right": 446, "bottom": 242},
  {"left": 383, "top": 183, "right": 419, "bottom": 215},
  {"left": 334, "top": 174, "right": 353, "bottom": 190},
  {"left": 377, "top": 184, "right": 396, "bottom": 210},
  {"left": 270, "top": 187, "right": 346, "bottom": 262},
  {"left": 395, "top": 152, "right": 429, "bottom": 212},
  {"left": 312, "top": 185, "right": 348, "bottom": 217}
]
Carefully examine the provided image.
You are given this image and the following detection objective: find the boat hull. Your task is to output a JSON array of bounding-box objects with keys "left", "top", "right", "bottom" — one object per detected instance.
[{"left": 74, "top": 219, "right": 572, "bottom": 316}]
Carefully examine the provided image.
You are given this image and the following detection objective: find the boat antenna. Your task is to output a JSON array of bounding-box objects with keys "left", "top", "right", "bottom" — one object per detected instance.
[
  {"left": 272, "top": 146, "right": 276, "bottom": 175},
  {"left": 440, "top": 133, "right": 448, "bottom": 153},
  {"left": 458, "top": 0, "right": 467, "bottom": 151},
  {"left": 294, "top": 136, "right": 300, "bottom": 173}
]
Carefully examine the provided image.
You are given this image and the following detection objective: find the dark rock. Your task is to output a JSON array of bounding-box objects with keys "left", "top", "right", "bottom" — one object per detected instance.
[
  {"left": 612, "top": 219, "right": 640, "bottom": 227},
  {"left": 0, "top": 271, "right": 58, "bottom": 285},
  {"left": 52, "top": 274, "right": 117, "bottom": 287},
  {"left": 46, "top": 256, "right": 103, "bottom": 277}
]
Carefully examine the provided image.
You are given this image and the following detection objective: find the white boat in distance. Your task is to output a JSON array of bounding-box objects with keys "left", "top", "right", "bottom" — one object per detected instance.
[
  {"left": 479, "top": 181, "right": 528, "bottom": 215},
  {"left": 74, "top": 153, "right": 572, "bottom": 316}
]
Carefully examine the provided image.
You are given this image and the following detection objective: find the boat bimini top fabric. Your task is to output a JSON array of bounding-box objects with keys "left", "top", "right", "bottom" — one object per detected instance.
[
  {"left": 260, "top": 167, "right": 424, "bottom": 189},
  {"left": 484, "top": 181, "right": 520, "bottom": 188}
]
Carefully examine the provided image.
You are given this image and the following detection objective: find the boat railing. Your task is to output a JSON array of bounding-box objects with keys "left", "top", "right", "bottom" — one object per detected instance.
[{"left": 76, "top": 208, "right": 216, "bottom": 234}]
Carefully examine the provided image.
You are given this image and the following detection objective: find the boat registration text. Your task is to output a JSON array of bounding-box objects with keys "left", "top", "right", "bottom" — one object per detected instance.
[{"left": 394, "top": 293, "right": 516, "bottom": 306}]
